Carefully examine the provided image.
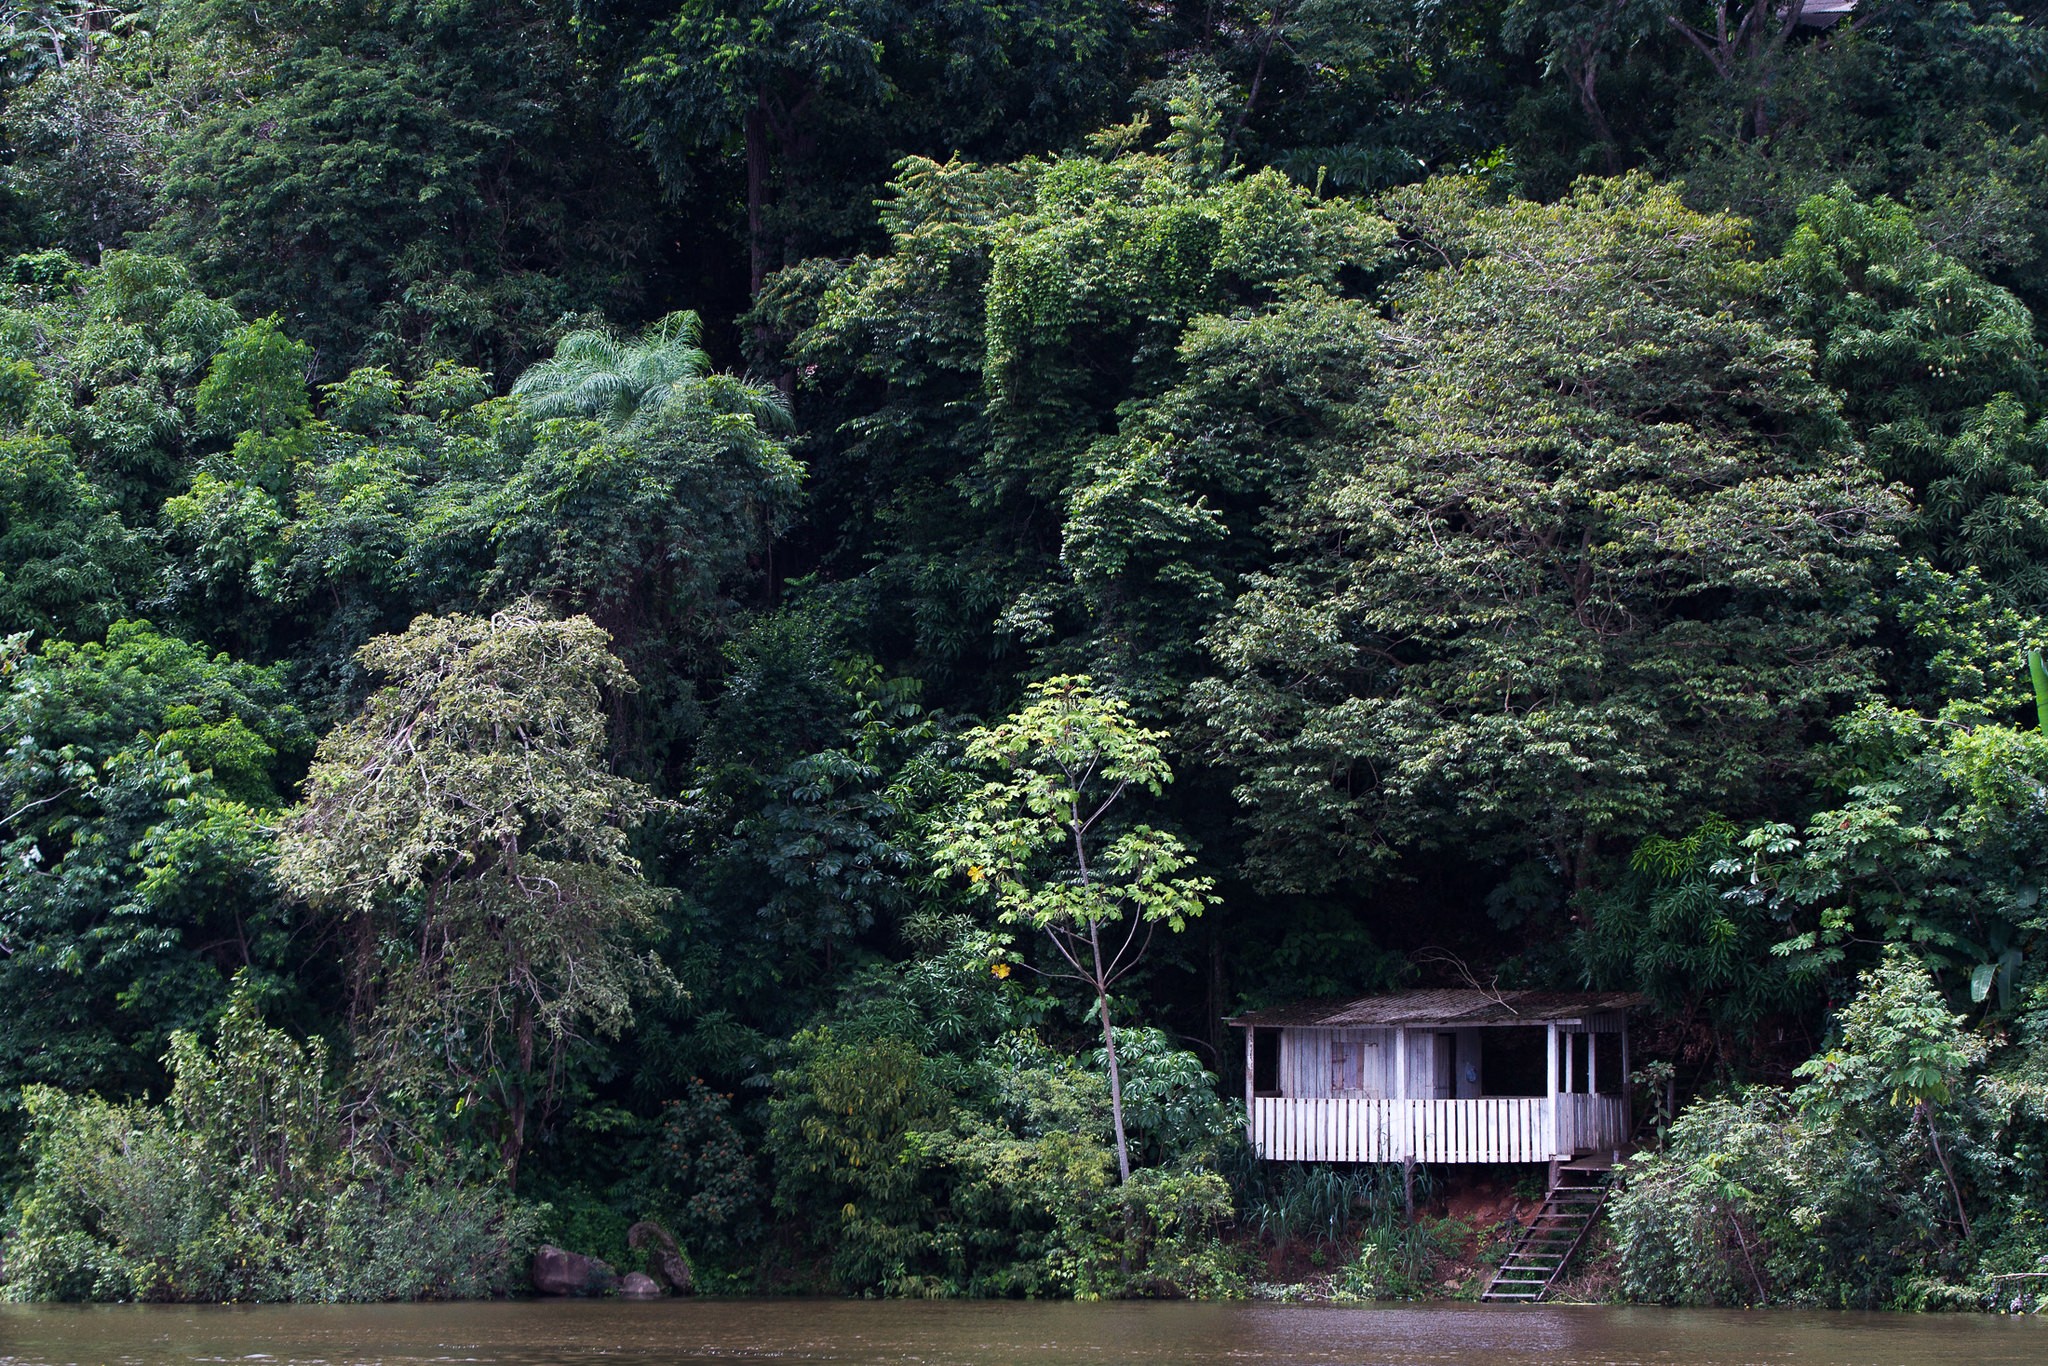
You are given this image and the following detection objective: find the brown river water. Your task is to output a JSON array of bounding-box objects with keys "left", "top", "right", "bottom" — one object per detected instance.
[{"left": 2, "top": 1299, "right": 2045, "bottom": 1366}]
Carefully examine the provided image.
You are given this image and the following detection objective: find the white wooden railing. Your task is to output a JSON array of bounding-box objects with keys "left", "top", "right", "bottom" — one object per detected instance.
[
  {"left": 1554, "top": 1092, "right": 1629, "bottom": 1156},
  {"left": 1247, "top": 1095, "right": 1628, "bottom": 1164}
]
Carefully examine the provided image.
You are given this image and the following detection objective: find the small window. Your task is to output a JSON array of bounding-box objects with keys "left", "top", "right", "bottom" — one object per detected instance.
[
  {"left": 1594, "top": 1032, "right": 1624, "bottom": 1096},
  {"left": 1252, "top": 1031, "right": 1280, "bottom": 1096},
  {"left": 1433, "top": 1033, "right": 1457, "bottom": 1099},
  {"left": 1568, "top": 1032, "right": 1591, "bottom": 1093},
  {"left": 1480, "top": 1027, "right": 1548, "bottom": 1097},
  {"left": 1331, "top": 1039, "right": 1362, "bottom": 1093}
]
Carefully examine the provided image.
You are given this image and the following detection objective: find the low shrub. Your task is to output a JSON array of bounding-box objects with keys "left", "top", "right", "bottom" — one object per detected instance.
[
  {"left": 1610, "top": 952, "right": 2038, "bottom": 1309},
  {"left": 1058, "top": 1166, "right": 1245, "bottom": 1299},
  {"left": 0, "top": 986, "right": 537, "bottom": 1303},
  {"left": 1332, "top": 1217, "right": 1467, "bottom": 1301}
]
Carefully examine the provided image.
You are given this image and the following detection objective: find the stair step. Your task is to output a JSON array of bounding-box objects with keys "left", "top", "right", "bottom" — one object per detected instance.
[{"left": 1489, "top": 1172, "right": 1613, "bottom": 1304}]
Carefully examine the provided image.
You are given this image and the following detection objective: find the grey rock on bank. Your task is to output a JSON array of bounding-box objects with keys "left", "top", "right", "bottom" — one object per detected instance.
[
  {"left": 530, "top": 1244, "right": 618, "bottom": 1296},
  {"left": 627, "top": 1219, "right": 694, "bottom": 1294},
  {"left": 618, "top": 1271, "right": 664, "bottom": 1298}
]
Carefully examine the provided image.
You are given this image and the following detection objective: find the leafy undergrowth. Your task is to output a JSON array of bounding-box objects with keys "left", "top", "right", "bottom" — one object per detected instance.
[{"left": 1543, "top": 1226, "right": 1623, "bottom": 1305}]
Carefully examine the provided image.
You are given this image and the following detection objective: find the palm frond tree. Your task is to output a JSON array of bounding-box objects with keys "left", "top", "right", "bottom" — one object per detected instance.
[{"left": 512, "top": 311, "right": 787, "bottom": 431}]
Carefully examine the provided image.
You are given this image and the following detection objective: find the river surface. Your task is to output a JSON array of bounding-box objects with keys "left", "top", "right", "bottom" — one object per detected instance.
[{"left": 2, "top": 1299, "right": 2043, "bottom": 1366}]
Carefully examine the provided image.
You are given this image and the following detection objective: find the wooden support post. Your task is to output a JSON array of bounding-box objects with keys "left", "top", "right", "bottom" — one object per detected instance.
[
  {"left": 1620, "top": 1021, "right": 1633, "bottom": 1151},
  {"left": 1395, "top": 1022, "right": 1413, "bottom": 1203},
  {"left": 1243, "top": 1025, "right": 1255, "bottom": 1149},
  {"left": 1545, "top": 1020, "right": 1560, "bottom": 1161},
  {"left": 1395, "top": 1024, "right": 1410, "bottom": 1165}
]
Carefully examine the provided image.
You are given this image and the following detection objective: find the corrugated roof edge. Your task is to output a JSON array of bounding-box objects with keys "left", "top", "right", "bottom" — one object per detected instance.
[{"left": 1225, "top": 989, "right": 1648, "bottom": 1029}]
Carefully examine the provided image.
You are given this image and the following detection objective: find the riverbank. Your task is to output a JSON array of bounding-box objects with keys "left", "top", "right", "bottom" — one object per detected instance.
[{"left": 5, "top": 1297, "right": 2047, "bottom": 1366}]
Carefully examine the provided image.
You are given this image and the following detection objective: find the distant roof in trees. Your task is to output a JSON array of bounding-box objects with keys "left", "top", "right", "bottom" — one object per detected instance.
[
  {"left": 1227, "top": 990, "right": 1645, "bottom": 1029},
  {"left": 1793, "top": 0, "right": 1856, "bottom": 28}
]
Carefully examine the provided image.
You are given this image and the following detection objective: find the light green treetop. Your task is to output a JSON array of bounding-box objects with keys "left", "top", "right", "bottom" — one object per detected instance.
[
  {"left": 510, "top": 310, "right": 790, "bottom": 433},
  {"left": 931, "top": 675, "right": 1216, "bottom": 1181},
  {"left": 1794, "top": 947, "right": 1987, "bottom": 1238},
  {"left": 276, "top": 600, "right": 671, "bottom": 1181}
]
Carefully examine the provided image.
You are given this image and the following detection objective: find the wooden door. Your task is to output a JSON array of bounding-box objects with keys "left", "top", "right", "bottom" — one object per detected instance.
[{"left": 1433, "top": 1033, "right": 1455, "bottom": 1099}]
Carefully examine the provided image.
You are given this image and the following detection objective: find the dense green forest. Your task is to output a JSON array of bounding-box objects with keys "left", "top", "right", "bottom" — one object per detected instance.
[{"left": 1, "top": 0, "right": 2047, "bottom": 1311}]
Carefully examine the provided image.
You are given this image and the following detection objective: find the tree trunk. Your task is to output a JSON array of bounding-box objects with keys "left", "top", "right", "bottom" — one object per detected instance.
[
  {"left": 1098, "top": 989, "right": 1132, "bottom": 1183},
  {"left": 1206, "top": 926, "right": 1227, "bottom": 1072},
  {"left": 1921, "top": 1101, "right": 1972, "bottom": 1242},
  {"left": 1572, "top": 49, "right": 1622, "bottom": 174},
  {"left": 504, "top": 999, "right": 535, "bottom": 1190},
  {"left": 746, "top": 96, "right": 770, "bottom": 299},
  {"left": 346, "top": 909, "right": 377, "bottom": 1033},
  {"left": 1222, "top": 5, "right": 1287, "bottom": 166}
]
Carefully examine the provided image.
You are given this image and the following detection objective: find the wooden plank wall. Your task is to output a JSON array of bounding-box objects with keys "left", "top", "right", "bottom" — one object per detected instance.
[
  {"left": 1453, "top": 1028, "right": 1484, "bottom": 1098},
  {"left": 1278, "top": 1028, "right": 1394, "bottom": 1097},
  {"left": 1278, "top": 1028, "right": 1442, "bottom": 1099},
  {"left": 1406, "top": 1030, "right": 1436, "bottom": 1099}
]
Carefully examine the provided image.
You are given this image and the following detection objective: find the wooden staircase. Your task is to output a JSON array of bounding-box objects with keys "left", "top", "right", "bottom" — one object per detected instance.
[{"left": 1480, "top": 1165, "right": 1611, "bottom": 1303}]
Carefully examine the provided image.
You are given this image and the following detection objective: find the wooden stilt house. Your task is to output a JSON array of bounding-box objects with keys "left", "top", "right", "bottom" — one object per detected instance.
[{"left": 1227, "top": 990, "right": 1641, "bottom": 1166}]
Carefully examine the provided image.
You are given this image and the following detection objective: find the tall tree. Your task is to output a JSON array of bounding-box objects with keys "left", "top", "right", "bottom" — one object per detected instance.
[
  {"left": 772, "top": 121, "right": 1390, "bottom": 705},
  {"left": 146, "top": 0, "right": 665, "bottom": 375},
  {"left": 931, "top": 675, "right": 1215, "bottom": 1182},
  {"left": 0, "top": 436, "right": 155, "bottom": 639},
  {"left": 1778, "top": 188, "right": 2048, "bottom": 603},
  {"left": 582, "top": 0, "right": 1133, "bottom": 297},
  {"left": 0, "top": 622, "right": 308, "bottom": 1185},
  {"left": 276, "top": 602, "right": 670, "bottom": 1182},
  {"left": 1197, "top": 174, "right": 1905, "bottom": 902}
]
